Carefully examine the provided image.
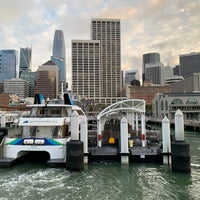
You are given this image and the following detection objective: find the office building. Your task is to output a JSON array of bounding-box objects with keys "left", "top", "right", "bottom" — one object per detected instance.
[
  {"left": 19, "top": 47, "right": 32, "bottom": 77},
  {"left": 145, "top": 62, "right": 164, "bottom": 85},
  {"left": 3, "top": 78, "right": 28, "bottom": 99},
  {"left": 160, "top": 66, "right": 173, "bottom": 85},
  {"left": 91, "top": 18, "right": 121, "bottom": 104},
  {"left": 124, "top": 70, "right": 139, "bottom": 85},
  {"left": 34, "top": 61, "right": 59, "bottom": 99},
  {"left": 72, "top": 40, "right": 101, "bottom": 102},
  {"left": 179, "top": 52, "right": 200, "bottom": 78},
  {"left": 142, "top": 53, "right": 160, "bottom": 82},
  {"left": 20, "top": 70, "right": 36, "bottom": 97},
  {"left": 0, "top": 50, "right": 18, "bottom": 82},
  {"left": 170, "top": 73, "right": 200, "bottom": 93},
  {"left": 126, "top": 85, "right": 170, "bottom": 105},
  {"left": 51, "top": 30, "right": 66, "bottom": 92}
]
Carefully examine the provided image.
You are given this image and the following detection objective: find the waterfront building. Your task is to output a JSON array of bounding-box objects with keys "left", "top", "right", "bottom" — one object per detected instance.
[
  {"left": 20, "top": 70, "right": 36, "bottom": 97},
  {"left": 91, "top": 18, "right": 122, "bottom": 104},
  {"left": 3, "top": 78, "right": 28, "bottom": 99},
  {"left": 179, "top": 52, "right": 200, "bottom": 78},
  {"left": 72, "top": 40, "right": 101, "bottom": 103},
  {"left": 170, "top": 73, "right": 200, "bottom": 93},
  {"left": 126, "top": 84, "right": 170, "bottom": 105},
  {"left": 19, "top": 47, "right": 32, "bottom": 77},
  {"left": 51, "top": 30, "right": 66, "bottom": 92},
  {"left": 0, "top": 50, "right": 18, "bottom": 82},
  {"left": 142, "top": 53, "right": 160, "bottom": 83},
  {"left": 34, "top": 61, "right": 59, "bottom": 99},
  {"left": 152, "top": 93, "right": 200, "bottom": 121}
]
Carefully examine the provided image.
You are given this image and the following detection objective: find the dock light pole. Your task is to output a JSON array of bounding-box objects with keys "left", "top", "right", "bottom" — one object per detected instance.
[
  {"left": 120, "top": 117, "right": 129, "bottom": 164},
  {"left": 80, "top": 116, "right": 88, "bottom": 164},
  {"left": 171, "top": 110, "right": 190, "bottom": 173},
  {"left": 162, "top": 116, "right": 171, "bottom": 165}
]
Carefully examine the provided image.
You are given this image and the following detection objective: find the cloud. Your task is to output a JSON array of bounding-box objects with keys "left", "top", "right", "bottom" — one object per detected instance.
[{"left": 0, "top": 0, "right": 200, "bottom": 86}]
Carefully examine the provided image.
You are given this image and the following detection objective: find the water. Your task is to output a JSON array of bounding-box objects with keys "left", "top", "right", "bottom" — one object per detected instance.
[{"left": 0, "top": 132, "right": 200, "bottom": 200}]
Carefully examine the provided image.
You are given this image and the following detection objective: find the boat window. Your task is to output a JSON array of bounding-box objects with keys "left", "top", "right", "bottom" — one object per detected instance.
[{"left": 51, "top": 109, "right": 61, "bottom": 116}]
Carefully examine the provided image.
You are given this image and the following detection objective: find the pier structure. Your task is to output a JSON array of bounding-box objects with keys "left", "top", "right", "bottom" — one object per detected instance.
[{"left": 97, "top": 99, "right": 146, "bottom": 148}]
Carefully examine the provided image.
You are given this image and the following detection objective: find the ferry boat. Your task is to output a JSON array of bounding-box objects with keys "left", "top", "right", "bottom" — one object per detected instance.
[{"left": 0, "top": 93, "right": 86, "bottom": 167}]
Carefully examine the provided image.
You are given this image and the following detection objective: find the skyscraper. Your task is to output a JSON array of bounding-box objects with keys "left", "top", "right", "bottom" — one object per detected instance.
[
  {"left": 72, "top": 40, "right": 101, "bottom": 102},
  {"left": 179, "top": 52, "right": 200, "bottom": 78},
  {"left": 3, "top": 78, "right": 28, "bottom": 99},
  {"left": 143, "top": 53, "right": 160, "bottom": 83},
  {"left": 91, "top": 18, "right": 121, "bottom": 104},
  {"left": 51, "top": 30, "right": 66, "bottom": 92},
  {"left": 20, "top": 70, "right": 36, "bottom": 97},
  {"left": 19, "top": 47, "right": 32, "bottom": 77},
  {"left": 0, "top": 50, "right": 18, "bottom": 82},
  {"left": 34, "top": 61, "right": 59, "bottom": 99}
]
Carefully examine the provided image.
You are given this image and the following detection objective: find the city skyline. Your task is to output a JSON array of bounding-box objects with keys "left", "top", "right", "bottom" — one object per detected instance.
[{"left": 1, "top": 0, "right": 200, "bottom": 87}]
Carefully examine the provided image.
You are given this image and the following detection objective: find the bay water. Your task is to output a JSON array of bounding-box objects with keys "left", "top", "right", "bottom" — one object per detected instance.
[{"left": 0, "top": 131, "right": 199, "bottom": 200}]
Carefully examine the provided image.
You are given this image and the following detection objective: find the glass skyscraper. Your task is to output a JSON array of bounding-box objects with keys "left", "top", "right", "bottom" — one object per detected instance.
[
  {"left": 19, "top": 47, "right": 32, "bottom": 77},
  {"left": 0, "top": 50, "right": 18, "bottom": 82},
  {"left": 51, "top": 30, "right": 66, "bottom": 92}
]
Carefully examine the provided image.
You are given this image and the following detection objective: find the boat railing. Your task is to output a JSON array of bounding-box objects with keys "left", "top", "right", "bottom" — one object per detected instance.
[{"left": 25, "top": 114, "right": 64, "bottom": 118}]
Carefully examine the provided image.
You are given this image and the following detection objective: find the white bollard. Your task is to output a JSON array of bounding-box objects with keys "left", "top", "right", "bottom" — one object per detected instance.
[
  {"left": 97, "top": 120, "right": 102, "bottom": 147},
  {"left": 80, "top": 117, "right": 88, "bottom": 164},
  {"left": 71, "top": 111, "right": 79, "bottom": 140},
  {"left": 175, "top": 110, "right": 184, "bottom": 141},
  {"left": 120, "top": 117, "right": 129, "bottom": 164},
  {"left": 141, "top": 114, "right": 146, "bottom": 147},
  {"left": 162, "top": 116, "right": 171, "bottom": 165},
  {"left": 1, "top": 114, "right": 6, "bottom": 128}
]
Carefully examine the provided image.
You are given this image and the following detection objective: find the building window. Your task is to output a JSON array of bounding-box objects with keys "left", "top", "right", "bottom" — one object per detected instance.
[
  {"left": 171, "top": 98, "right": 184, "bottom": 105},
  {"left": 165, "top": 101, "right": 168, "bottom": 110},
  {"left": 186, "top": 98, "right": 198, "bottom": 105},
  {"left": 161, "top": 100, "right": 164, "bottom": 110}
]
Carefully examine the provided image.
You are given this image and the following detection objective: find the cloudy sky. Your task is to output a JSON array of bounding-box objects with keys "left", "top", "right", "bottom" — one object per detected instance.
[{"left": 1, "top": 0, "right": 200, "bottom": 85}]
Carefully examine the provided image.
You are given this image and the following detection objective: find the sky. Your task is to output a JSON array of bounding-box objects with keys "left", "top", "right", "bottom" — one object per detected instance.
[{"left": 1, "top": 0, "right": 200, "bottom": 86}]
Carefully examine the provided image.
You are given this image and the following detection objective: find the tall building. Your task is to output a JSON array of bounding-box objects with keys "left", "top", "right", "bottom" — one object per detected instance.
[
  {"left": 124, "top": 70, "right": 139, "bottom": 85},
  {"left": 20, "top": 70, "right": 36, "bottom": 97},
  {"left": 19, "top": 47, "right": 32, "bottom": 77},
  {"left": 51, "top": 30, "right": 66, "bottom": 92},
  {"left": 179, "top": 52, "right": 200, "bottom": 78},
  {"left": 34, "top": 61, "right": 59, "bottom": 99},
  {"left": 3, "top": 78, "right": 28, "bottom": 99},
  {"left": 160, "top": 66, "right": 173, "bottom": 86},
  {"left": 142, "top": 53, "right": 160, "bottom": 83},
  {"left": 0, "top": 50, "right": 18, "bottom": 82},
  {"left": 72, "top": 40, "right": 101, "bottom": 102},
  {"left": 145, "top": 62, "right": 164, "bottom": 85},
  {"left": 91, "top": 18, "right": 121, "bottom": 104}
]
